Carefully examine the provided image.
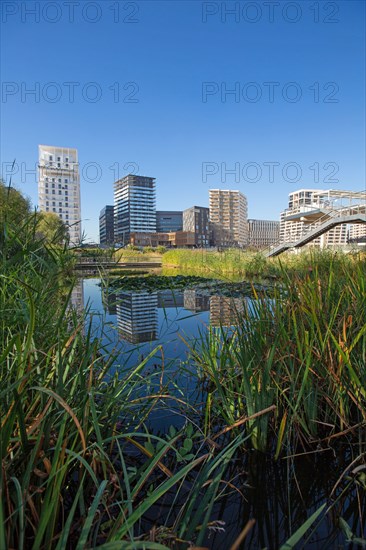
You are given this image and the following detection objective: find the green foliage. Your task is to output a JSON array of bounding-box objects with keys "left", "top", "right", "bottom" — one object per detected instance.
[
  {"left": 35, "top": 211, "right": 69, "bottom": 244},
  {"left": 162, "top": 247, "right": 365, "bottom": 279},
  {"left": 0, "top": 180, "right": 31, "bottom": 226},
  {"left": 0, "top": 224, "right": 247, "bottom": 548},
  {"left": 190, "top": 253, "right": 366, "bottom": 454}
]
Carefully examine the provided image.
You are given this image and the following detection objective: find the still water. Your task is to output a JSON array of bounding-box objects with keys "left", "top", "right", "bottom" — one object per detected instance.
[
  {"left": 71, "top": 277, "right": 362, "bottom": 550},
  {"left": 74, "top": 278, "right": 246, "bottom": 431}
]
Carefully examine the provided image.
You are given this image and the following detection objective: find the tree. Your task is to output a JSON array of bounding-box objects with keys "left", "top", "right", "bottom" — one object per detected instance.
[
  {"left": 0, "top": 180, "right": 31, "bottom": 226},
  {"left": 35, "top": 212, "right": 69, "bottom": 245}
]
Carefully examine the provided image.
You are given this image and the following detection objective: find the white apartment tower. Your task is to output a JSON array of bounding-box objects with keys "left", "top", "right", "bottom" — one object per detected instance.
[
  {"left": 38, "top": 145, "right": 81, "bottom": 245},
  {"left": 209, "top": 189, "right": 248, "bottom": 247},
  {"left": 280, "top": 189, "right": 349, "bottom": 248}
]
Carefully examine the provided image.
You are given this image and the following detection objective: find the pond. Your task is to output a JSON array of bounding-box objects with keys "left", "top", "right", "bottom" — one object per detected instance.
[{"left": 70, "top": 275, "right": 364, "bottom": 550}]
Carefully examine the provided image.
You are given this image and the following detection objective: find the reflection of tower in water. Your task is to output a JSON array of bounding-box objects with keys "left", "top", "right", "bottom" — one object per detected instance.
[
  {"left": 101, "top": 288, "right": 117, "bottom": 315},
  {"left": 209, "top": 296, "right": 245, "bottom": 327},
  {"left": 158, "top": 289, "right": 184, "bottom": 309},
  {"left": 70, "top": 279, "right": 84, "bottom": 315},
  {"left": 116, "top": 291, "right": 158, "bottom": 343},
  {"left": 183, "top": 290, "right": 210, "bottom": 313}
]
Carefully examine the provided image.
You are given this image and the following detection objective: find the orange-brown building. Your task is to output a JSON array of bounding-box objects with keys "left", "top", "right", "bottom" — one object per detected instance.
[
  {"left": 168, "top": 231, "right": 195, "bottom": 247},
  {"left": 129, "top": 231, "right": 195, "bottom": 248}
]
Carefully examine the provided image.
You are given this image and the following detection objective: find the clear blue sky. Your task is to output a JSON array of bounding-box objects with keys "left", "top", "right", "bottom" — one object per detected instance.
[{"left": 1, "top": 0, "right": 365, "bottom": 242}]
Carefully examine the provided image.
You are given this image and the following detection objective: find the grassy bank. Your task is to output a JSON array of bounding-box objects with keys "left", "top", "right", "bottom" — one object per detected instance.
[
  {"left": 1, "top": 220, "right": 252, "bottom": 549},
  {"left": 2, "top": 200, "right": 366, "bottom": 546},
  {"left": 190, "top": 253, "right": 366, "bottom": 453},
  {"left": 162, "top": 247, "right": 364, "bottom": 279}
]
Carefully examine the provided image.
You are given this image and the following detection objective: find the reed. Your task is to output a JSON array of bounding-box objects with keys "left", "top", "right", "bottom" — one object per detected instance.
[
  {"left": 189, "top": 252, "right": 366, "bottom": 454},
  {"left": 0, "top": 218, "right": 250, "bottom": 549},
  {"left": 162, "top": 247, "right": 364, "bottom": 279}
]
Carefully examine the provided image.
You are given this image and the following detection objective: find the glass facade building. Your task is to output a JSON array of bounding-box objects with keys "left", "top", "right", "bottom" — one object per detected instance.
[
  {"left": 99, "top": 205, "right": 115, "bottom": 245},
  {"left": 114, "top": 174, "right": 156, "bottom": 245},
  {"left": 156, "top": 211, "right": 183, "bottom": 232}
]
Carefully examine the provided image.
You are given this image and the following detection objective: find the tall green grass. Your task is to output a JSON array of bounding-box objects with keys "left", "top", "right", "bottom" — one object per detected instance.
[
  {"left": 190, "top": 252, "right": 366, "bottom": 454},
  {"left": 162, "top": 247, "right": 365, "bottom": 279},
  {"left": 0, "top": 217, "right": 251, "bottom": 549}
]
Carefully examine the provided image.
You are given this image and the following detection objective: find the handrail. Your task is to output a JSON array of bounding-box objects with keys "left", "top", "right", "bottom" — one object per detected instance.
[{"left": 266, "top": 203, "right": 366, "bottom": 256}]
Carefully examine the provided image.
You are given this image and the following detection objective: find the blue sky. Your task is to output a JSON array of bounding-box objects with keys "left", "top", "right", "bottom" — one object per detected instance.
[{"left": 1, "top": 0, "right": 365, "bottom": 242}]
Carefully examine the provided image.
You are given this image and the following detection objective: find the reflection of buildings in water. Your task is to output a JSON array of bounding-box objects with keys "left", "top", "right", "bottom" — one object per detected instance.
[
  {"left": 70, "top": 279, "right": 84, "bottom": 314},
  {"left": 158, "top": 289, "right": 184, "bottom": 309},
  {"left": 183, "top": 289, "right": 210, "bottom": 313},
  {"left": 101, "top": 288, "right": 117, "bottom": 315},
  {"left": 116, "top": 291, "right": 158, "bottom": 343},
  {"left": 209, "top": 295, "right": 245, "bottom": 327}
]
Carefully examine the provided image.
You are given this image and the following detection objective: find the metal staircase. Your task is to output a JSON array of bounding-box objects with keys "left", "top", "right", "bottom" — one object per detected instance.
[{"left": 266, "top": 205, "right": 366, "bottom": 258}]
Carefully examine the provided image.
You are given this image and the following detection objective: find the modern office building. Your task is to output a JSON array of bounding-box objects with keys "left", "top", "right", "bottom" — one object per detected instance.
[
  {"left": 156, "top": 210, "right": 183, "bottom": 232},
  {"left": 247, "top": 219, "right": 280, "bottom": 249},
  {"left": 183, "top": 206, "right": 210, "bottom": 247},
  {"left": 116, "top": 291, "right": 158, "bottom": 343},
  {"left": 114, "top": 174, "right": 156, "bottom": 245},
  {"left": 209, "top": 189, "right": 248, "bottom": 247},
  {"left": 38, "top": 145, "right": 81, "bottom": 244},
  {"left": 99, "top": 205, "right": 114, "bottom": 245}
]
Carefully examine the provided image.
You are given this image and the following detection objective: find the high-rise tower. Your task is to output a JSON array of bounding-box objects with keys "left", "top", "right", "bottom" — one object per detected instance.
[{"left": 38, "top": 145, "right": 81, "bottom": 244}]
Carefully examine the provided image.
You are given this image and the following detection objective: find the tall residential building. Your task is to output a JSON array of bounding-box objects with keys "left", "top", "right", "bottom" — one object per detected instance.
[
  {"left": 114, "top": 174, "right": 156, "bottom": 245},
  {"left": 248, "top": 219, "right": 280, "bottom": 249},
  {"left": 99, "top": 205, "right": 114, "bottom": 245},
  {"left": 156, "top": 211, "right": 183, "bottom": 232},
  {"left": 279, "top": 189, "right": 348, "bottom": 248},
  {"left": 183, "top": 206, "right": 210, "bottom": 247},
  {"left": 209, "top": 189, "right": 248, "bottom": 247},
  {"left": 38, "top": 145, "right": 81, "bottom": 244},
  {"left": 349, "top": 222, "right": 366, "bottom": 242}
]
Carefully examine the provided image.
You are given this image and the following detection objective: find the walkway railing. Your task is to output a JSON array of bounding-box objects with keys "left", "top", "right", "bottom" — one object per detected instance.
[{"left": 266, "top": 203, "right": 366, "bottom": 257}]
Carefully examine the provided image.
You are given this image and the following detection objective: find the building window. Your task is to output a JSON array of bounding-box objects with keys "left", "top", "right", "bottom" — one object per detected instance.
[
  {"left": 57, "top": 157, "right": 61, "bottom": 162},
  {"left": 46, "top": 207, "right": 49, "bottom": 212},
  {"left": 46, "top": 201, "right": 49, "bottom": 206},
  {"left": 65, "top": 157, "right": 68, "bottom": 162},
  {"left": 52, "top": 190, "right": 55, "bottom": 194},
  {"left": 53, "top": 208, "right": 56, "bottom": 212},
  {"left": 59, "top": 208, "right": 62, "bottom": 213},
  {"left": 49, "top": 155, "right": 53, "bottom": 161},
  {"left": 65, "top": 179, "right": 68, "bottom": 183}
]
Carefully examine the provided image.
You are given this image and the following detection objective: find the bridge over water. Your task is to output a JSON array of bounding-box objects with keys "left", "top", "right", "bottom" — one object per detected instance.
[{"left": 267, "top": 202, "right": 366, "bottom": 257}]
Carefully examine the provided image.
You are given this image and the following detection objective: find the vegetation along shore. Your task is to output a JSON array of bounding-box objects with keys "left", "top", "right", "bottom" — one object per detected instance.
[{"left": 1, "top": 182, "right": 366, "bottom": 548}]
